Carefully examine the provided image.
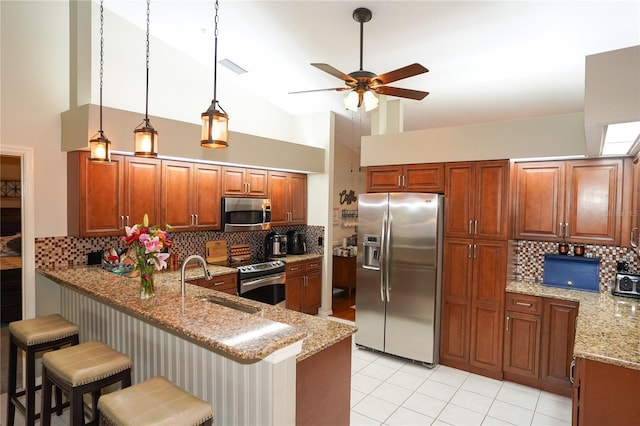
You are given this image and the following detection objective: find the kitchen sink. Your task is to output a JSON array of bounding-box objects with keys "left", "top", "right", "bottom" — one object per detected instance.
[{"left": 200, "top": 296, "right": 262, "bottom": 315}]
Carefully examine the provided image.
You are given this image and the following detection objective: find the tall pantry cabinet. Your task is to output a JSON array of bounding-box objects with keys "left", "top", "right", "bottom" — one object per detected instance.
[{"left": 440, "top": 160, "right": 509, "bottom": 379}]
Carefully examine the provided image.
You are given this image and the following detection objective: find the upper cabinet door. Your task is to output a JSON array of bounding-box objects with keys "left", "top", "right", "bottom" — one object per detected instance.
[
  {"left": 192, "top": 164, "right": 222, "bottom": 230},
  {"left": 514, "top": 161, "right": 565, "bottom": 241},
  {"left": 161, "top": 160, "right": 194, "bottom": 232},
  {"left": 124, "top": 157, "right": 161, "bottom": 228},
  {"left": 288, "top": 173, "right": 307, "bottom": 224},
  {"left": 222, "top": 167, "right": 268, "bottom": 198},
  {"left": 475, "top": 161, "right": 509, "bottom": 240},
  {"left": 403, "top": 163, "right": 445, "bottom": 193},
  {"left": 444, "top": 162, "right": 476, "bottom": 238},
  {"left": 565, "top": 159, "right": 623, "bottom": 245},
  {"left": 366, "top": 165, "right": 403, "bottom": 192},
  {"left": 68, "top": 151, "right": 125, "bottom": 237}
]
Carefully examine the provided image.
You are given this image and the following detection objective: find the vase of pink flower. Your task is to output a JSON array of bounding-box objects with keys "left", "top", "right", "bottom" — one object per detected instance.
[{"left": 122, "top": 214, "right": 173, "bottom": 300}]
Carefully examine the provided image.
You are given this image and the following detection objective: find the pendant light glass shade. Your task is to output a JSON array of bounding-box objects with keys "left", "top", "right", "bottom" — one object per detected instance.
[
  {"left": 134, "top": 0, "right": 158, "bottom": 157},
  {"left": 89, "top": 132, "right": 110, "bottom": 161},
  {"left": 344, "top": 91, "right": 360, "bottom": 112},
  {"left": 363, "top": 90, "right": 379, "bottom": 112},
  {"left": 201, "top": 101, "right": 228, "bottom": 148},
  {"left": 344, "top": 90, "right": 378, "bottom": 112},
  {"left": 133, "top": 122, "right": 158, "bottom": 157},
  {"left": 201, "top": 0, "right": 229, "bottom": 148},
  {"left": 89, "top": 0, "right": 111, "bottom": 162}
]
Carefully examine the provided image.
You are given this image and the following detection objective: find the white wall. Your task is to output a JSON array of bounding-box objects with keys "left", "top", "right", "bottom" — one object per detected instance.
[
  {"left": 361, "top": 112, "right": 587, "bottom": 166},
  {"left": 1, "top": 1, "right": 70, "bottom": 237}
]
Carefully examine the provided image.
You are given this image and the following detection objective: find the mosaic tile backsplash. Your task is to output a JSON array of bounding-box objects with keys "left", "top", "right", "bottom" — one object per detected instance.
[
  {"left": 35, "top": 225, "right": 324, "bottom": 270},
  {"left": 514, "top": 240, "right": 639, "bottom": 291}
]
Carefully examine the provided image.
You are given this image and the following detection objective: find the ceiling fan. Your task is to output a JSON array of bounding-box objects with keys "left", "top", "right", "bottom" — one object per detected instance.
[{"left": 290, "top": 7, "right": 429, "bottom": 111}]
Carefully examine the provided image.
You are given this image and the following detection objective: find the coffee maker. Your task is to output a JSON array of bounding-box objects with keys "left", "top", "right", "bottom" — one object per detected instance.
[
  {"left": 286, "top": 230, "right": 306, "bottom": 255},
  {"left": 264, "top": 231, "right": 287, "bottom": 258}
]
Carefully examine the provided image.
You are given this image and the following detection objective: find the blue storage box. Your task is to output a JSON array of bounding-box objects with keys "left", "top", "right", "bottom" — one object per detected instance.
[{"left": 542, "top": 254, "right": 600, "bottom": 292}]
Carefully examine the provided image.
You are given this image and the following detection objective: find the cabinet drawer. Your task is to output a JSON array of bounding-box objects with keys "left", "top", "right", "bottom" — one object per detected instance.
[
  {"left": 188, "top": 273, "right": 238, "bottom": 294},
  {"left": 286, "top": 262, "right": 305, "bottom": 275},
  {"left": 305, "top": 259, "right": 322, "bottom": 272},
  {"left": 506, "top": 293, "right": 542, "bottom": 314}
]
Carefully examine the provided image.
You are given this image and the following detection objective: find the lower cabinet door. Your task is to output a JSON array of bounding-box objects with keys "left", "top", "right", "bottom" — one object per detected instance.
[{"left": 503, "top": 311, "right": 541, "bottom": 379}]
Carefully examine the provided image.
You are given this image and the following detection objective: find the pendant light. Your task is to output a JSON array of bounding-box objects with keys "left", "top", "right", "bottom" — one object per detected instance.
[
  {"left": 201, "top": 0, "right": 229, "bottom": 148},
  {"left": 89, "top": 0, "right": 111, "bottom": 162},
  {"left": 133, "top": 0, "right": 158, "bottom": 157}
]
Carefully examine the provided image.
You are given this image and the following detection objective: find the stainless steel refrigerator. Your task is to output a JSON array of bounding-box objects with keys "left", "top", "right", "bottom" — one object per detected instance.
[{"left": 355, "top": 192, "right": 443, "bottom": 365}]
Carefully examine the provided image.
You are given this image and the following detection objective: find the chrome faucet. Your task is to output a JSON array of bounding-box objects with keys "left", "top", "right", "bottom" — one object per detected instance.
[{"left": 180, "top": 255, "right": 213, "bottom": 296}]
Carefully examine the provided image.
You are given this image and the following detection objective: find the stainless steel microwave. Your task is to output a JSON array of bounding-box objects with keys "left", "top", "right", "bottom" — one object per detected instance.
[{"left": 221, "top": 197, "right": 271, "bottom": 232}]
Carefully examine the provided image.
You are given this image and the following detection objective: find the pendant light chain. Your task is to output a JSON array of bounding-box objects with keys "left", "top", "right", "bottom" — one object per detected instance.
[
  {"left": 212, "top": 0, "right": 219, "bottom": 103},
  {"left": 99, "top": 0, "right": 105, "bottom": 134},
  {"left": 145, "top": 0, "right": 150, "bottom": 123}
]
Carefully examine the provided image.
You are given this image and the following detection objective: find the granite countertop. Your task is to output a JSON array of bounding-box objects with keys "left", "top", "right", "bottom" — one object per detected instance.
[
  {"left": 38, "top": 263, "right": 356, "bottom": 363},
  {"left": 276, "top": 253, "right": 324, "bottom": 263},
  {"left": 507, "top": 281, "right": 640, "bottom": 371}
]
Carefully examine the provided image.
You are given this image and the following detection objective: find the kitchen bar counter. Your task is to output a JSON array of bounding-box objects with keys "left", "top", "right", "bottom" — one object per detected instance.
[
  {"left": 39, "top": 264, "right": 356, "bottom": 362},
  {"left": 274, "top": 253, "right": 324, "bottom": 263},
  {"left": 507, "top": 281, "right": 640, "bottom": 371}
]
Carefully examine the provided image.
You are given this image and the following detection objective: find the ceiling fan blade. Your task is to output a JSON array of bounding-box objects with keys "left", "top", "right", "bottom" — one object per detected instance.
[
  {"left": 373, "top": 63, "right": 429, "bottom": 85},
  {"left": 373, "top": 86, "right": 429, "bottom": 100},
  {"left": 311, "top": 63, "right": 357, "bottom": 84},
  {"left": 289, "top": 87, "right": 349, "bottom": 94}
]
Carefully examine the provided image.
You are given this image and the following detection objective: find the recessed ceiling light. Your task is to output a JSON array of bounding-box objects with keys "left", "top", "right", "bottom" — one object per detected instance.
[
  {"left": 601, "top": 121, "right": 640, "bottom": 156},
  {"left": 219, "top": 58, "right": 247, "bottom": 75}
]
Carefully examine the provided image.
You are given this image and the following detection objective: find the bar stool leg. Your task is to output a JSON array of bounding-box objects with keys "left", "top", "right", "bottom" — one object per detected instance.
[
  {"left": 6, "top": 337, "right": 17, "bottom": 426},
  {"left": 40, "top": 365, "right": 52, "bottom": 426},
  {"left": 25, "top": 343, "right": 37, "bottom": 426}
]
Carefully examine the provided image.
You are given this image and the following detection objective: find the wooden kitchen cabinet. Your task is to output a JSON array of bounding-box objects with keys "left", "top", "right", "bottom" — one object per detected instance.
[
  {"left": 332, "top": 255, "right": 356, "bottom": 295},
  {"left": 68, "top": 151, "right": 161, "bottom": 237},
  {"left": 540, "top": 298, "right": 578, "bottom": 396},
  {"left": 187, "top": 272, "right": 237, "bottom": 296},
  {"left": 366, "top": 163, "right": 444, "bottom": 193},
  {"left": 285, "top": 259, "right": 321, "bottom": 315},
  {"left": 503, "top": 293, "right": 543, "bottom": 382},
  {"left": 503, "top": 293, "right": 578, "bottom": 397},
  {"left": 444, "top": 160, "right": 509, "bottom": 240},
  {"left": 513, "top": 158, "right": 624, "bottom": 245},
  {"left": 440, "top": 238, "right": 506, "bottom": 379},
  {"left": 572, "top": 357, "right": 640, "bottom": 426},
  {"left": 222, "top": 166, "right": 268, "bottom": 198},
  {"left": 268, "top": 171, "right": 307, "bottom": 225},
  {"left": 161, "top": 160, "right": 222, "bottom": 232}
]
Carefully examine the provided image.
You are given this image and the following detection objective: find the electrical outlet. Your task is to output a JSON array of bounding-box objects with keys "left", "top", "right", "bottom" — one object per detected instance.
[{"left": 318, "top": 236, "right": 323, "bottom": 247}]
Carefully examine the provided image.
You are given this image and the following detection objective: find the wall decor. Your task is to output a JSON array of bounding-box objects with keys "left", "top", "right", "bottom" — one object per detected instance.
[{"left": 339, "top": 189, "right": 357, "bottom": 205}]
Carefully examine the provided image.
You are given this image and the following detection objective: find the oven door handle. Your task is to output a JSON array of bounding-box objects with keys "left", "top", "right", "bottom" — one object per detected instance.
[{"left": 240, "top": 273, "right": 286, "bottom": 293}]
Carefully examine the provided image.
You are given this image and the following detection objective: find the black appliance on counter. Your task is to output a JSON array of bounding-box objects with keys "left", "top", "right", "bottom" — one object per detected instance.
[
  {"left": 613, "top": 272, "right": 640, "bottom": 299},
  {"left": 286, "top": 230, "right": 306, "bottom": 255},
  {"left": 264, "top": 231, "right": 287, "bottom": 258}
]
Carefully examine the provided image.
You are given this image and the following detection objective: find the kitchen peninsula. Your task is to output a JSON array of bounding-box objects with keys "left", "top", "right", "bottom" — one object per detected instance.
[{"left": 38, "top": 264, "right": 356, "bottom": 426}]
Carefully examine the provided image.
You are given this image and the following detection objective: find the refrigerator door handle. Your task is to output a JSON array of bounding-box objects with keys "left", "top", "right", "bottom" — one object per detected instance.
[
  {"left": 385, "top": 213, "right": 393, "bottom": 302},
  {"left": 380, "top": 211, "right": 388, "bottom": 302}
]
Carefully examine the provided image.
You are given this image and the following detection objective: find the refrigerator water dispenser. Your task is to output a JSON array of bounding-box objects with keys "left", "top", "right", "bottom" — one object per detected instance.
[{"left": 362, "top": 234, "right": 381, "bottom": 270}]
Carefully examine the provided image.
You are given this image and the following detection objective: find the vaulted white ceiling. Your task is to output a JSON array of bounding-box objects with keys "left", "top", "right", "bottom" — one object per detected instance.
[{"left": 104, "top": 1, "right": 640, "bottom": 134}]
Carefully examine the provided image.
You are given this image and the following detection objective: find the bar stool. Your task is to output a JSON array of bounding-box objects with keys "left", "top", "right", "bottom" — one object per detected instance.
[
  {"left": 40, "top": 340, "right": 132, "bottom": 426},
  {"left": 7, "top": 313, "right": 80, "bottom": 426},
  {"left": 98, "top": 376, "right": 213, "bottom": 426}
]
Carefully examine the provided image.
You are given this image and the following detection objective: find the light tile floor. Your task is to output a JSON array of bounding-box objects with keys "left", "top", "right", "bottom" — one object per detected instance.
[
  {"left": 349, "top": 344, "right": 572, "bottom": 426},
  {"left": 0, "top": 342, "right": 572, "bottom": 426}
]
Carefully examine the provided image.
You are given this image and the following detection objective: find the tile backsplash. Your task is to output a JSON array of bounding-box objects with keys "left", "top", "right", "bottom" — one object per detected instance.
[
  {"left": 35, "top": 225, "right": 324, "bottom": 270},
  {"left": 514, "top": 240, "right": 639, "bottom": 290}
]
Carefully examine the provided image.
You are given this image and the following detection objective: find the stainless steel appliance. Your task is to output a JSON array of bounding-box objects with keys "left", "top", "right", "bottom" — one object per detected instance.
[
  {"left": 286, "top": 230, "right": 306, "bottom": 255},
  {"left": 356, "top": 192, "right": 443, "bottom": 365},
  {"left": 221, "top": 197, "right": 271, "bottom": 232},
  {"left": 613, "top": 272, "right": 640, "bottom": 299},
  {"left": 237, "top": 260, "right": 286, "bottom": 305},
  {"left": 264, "top": 232, "right": 287, "bottom": 258}
]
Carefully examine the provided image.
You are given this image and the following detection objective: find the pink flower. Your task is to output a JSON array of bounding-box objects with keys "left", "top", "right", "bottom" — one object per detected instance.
[
  {"left": 152, "top": 252, "right": 170, "bottom": 270},
  {"left": 143, "top": 236, "right": 161, "bottom": 254}
]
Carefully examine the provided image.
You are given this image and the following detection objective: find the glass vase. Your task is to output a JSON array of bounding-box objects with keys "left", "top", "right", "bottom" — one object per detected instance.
[{"left": 140, "top": 270, "right": 155, "bottom": 300}]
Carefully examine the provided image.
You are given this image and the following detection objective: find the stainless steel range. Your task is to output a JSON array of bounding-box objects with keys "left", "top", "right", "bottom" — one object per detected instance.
[
  {"left": 237, "top": 260, "right": 286, "bottom": 305},
  {"left": 613, "top": 272, "right": 640, "bottom": 299}
]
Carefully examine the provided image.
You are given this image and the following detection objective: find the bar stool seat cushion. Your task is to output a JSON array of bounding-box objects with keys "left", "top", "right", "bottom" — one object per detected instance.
[
  {"left": 8, "top": 314, "right": 79, "bottom": 346},
  {"left": 98, "top": 376, "right": 213, "bottom": 426},
  {"left": 42, "top": 340, "right": 132, "bottom": 387}
]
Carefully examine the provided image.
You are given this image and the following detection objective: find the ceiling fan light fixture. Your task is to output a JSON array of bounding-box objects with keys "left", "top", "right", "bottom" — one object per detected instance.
[
  {"left": 344, "top": 91, "right": 360, "bottom": 112},
  {"left": 363, "top": 90, "right": 379, "bottom": 112}
]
